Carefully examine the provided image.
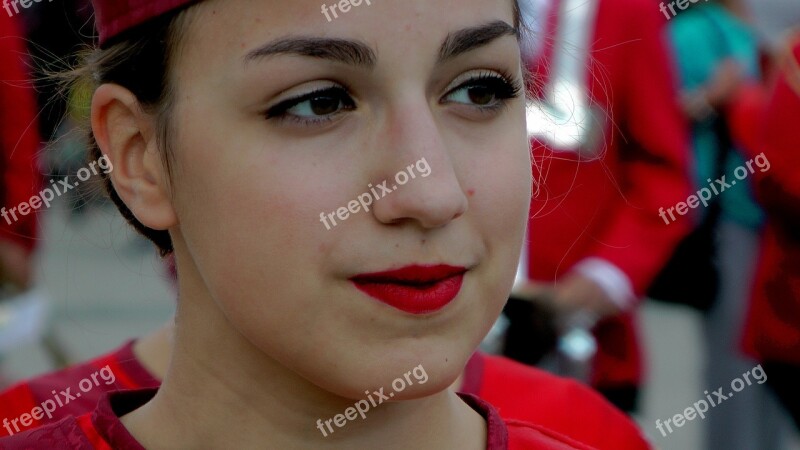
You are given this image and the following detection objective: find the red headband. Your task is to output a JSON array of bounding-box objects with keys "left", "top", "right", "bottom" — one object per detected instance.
[{"left": 92, "top": 0, "right": 199, "bottom": 45}]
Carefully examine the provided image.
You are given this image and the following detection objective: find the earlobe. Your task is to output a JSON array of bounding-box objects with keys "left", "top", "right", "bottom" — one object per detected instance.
[{"left": 91, "top": 84, "right": 177, "bottom": 231}]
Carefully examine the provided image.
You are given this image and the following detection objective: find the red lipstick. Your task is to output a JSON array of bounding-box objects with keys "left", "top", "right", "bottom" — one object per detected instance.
[{"left": 350, "top": 264, "right": 467, "bottom": 314}]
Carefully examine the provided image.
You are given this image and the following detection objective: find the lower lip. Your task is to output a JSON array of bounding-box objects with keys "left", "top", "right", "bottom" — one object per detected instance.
[{"left": 351, "top": 273, "right": 465, "bottom": 315}]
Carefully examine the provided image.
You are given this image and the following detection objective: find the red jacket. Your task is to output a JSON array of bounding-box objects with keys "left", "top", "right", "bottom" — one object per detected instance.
[
  {"left": 735, "top": 36, "right": 800, "bottom": 367},
  {"left": 461, "top": 353, "right": 652, "bottom": 449},
  {"left": 0, "top": 341, "right": 160, "bottom": 437},
  {"left": 0, "top": 13, "right": 40, "bottom": 253},
  {"left": 526, "top": 0, "right": 692, "bottom": 386}
]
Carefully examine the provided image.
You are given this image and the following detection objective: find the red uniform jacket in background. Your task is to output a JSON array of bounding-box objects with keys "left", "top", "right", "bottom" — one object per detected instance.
[
  {"left": 526, "top": 0, "right": 692, "bottom": 387},
  {"left": 734, "top": 37, "right": 800, "bottom": 367},
  {"left": 0, "top": 341, "right": 159, "bottom": 437},
  {"left": 0, "top": 13, "right": 41, "bottom": 253}
]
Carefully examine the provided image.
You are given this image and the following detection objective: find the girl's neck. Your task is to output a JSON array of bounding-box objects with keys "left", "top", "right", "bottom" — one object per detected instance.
[
  {"left": 122, "top": 352, "right": 486, "bottom": 449},
  {"left": 121, "top": 300, "right": 487, "bottom": 449}
]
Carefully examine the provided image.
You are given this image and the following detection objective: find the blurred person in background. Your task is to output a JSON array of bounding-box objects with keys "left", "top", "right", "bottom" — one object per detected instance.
[
  {"left": 730, "top": 26, "right": 800, "bottom": 434},
  {"left": 665, "top": 1, "right": 793, "bottom": 448},
  {"left": 0, "top": 8, "right": 41, "bottom": 290},
  {"left": 0, "top": 11, "right": 43, "bottom": 386},
  {"left": 739, "top": 33, "right": 800, "bottom": 432},
  {"left": 505, "top": 0, "right": 692, "bottom": 413}
]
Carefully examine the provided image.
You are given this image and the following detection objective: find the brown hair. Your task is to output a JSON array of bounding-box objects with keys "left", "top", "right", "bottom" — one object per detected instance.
[
  {"left": 65, "top": 8, "right": 195, "bottom": 256},
  {"left": 69, "top": 1, "right": 524, "bottom": 256}
]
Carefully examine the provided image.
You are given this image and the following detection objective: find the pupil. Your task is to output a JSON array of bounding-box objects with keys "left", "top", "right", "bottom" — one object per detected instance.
[
  {"left": 468, "top": 86, "right": 494, "bottom": 105},
  {"left": 311, "top": 96, "right": 340, "bottom": 115}
]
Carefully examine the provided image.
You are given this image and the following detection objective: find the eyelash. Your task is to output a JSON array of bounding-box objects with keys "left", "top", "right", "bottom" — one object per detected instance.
[
  {"left": 264, "top": 71, "right": 522, "bottom": 126},
  {"left": 264, "top": 86, "right": 355, "bottom": 126},
  {"left": 442, "top": 70, "right": 522, "bottom": 112}
]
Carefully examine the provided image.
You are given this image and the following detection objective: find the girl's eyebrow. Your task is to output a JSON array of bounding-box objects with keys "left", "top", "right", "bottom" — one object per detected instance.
[
  {"left": 242, "top": 20, "right": 516, "bottom": 68},
  {"left": 438, "top": 20, "right": 517, "bottom": 63},
  {"left": 244, "top": 37, "right": 377, "bottom": 68}
]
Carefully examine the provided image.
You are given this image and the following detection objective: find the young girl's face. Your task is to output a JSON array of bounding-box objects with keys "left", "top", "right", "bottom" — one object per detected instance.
[{"left": 168, "top": 0, "right": 530, "bottom": 398}]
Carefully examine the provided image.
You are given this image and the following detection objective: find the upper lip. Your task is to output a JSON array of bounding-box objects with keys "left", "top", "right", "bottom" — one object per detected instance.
[{"left": 350, "top": 264, "right": 468, "bottom": 285}]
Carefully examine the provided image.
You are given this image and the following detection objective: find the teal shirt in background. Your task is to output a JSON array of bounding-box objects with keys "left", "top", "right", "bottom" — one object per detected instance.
[{"left": 668, "top": 3, "right": 764, "bottom": 229}]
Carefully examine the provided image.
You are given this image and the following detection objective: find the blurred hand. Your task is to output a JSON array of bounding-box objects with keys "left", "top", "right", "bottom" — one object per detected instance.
[
  {"left": 0, "top": 240, "right": 32, "bottom": 291},
  {"left": 682, "top": 59, "right": 745, "bottom": 120},
  {"left": 706, "top": 59, "right": 745, "bottom": 107},
  {"left": 551, "top": 273, "right": 621, "bottom": 320},
  {"left": 511, "top": 280, "right": 555, "bottom": 304}
]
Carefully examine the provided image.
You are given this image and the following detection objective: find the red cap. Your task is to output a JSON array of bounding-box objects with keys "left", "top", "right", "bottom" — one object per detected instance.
[{"left": 92, "top": 0, "right": 200, "bottom": 45}]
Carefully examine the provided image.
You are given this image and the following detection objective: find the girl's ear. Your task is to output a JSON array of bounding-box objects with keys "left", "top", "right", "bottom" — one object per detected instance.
[{"left": 91, "top": 84, "right": 177, "bottom": 231}]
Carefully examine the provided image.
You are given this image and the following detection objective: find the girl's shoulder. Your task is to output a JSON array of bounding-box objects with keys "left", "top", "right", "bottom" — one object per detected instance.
[
  {"left": 472, "top": 353, "right": 652, "bottom": 449},
  {"left": 460, "top": 392, "right": 597, "bottom": 450},
  {"left": 0, "top": 340, "right": 159, "bottom": 437},
  {"left": 506, "top": 419, "right": 597, "bottom": 450},
  {"left": 0, "top": 389, "right": 154, "bottom": 450},
  {"left": 0, "top": 414, "right": 100, "bottom": 450}
]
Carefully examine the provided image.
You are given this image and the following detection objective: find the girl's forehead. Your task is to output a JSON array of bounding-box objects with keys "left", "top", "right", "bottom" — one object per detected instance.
[
  {"left": 179, "top": 0, "right": 517, "bottom": 68},
  {"left": 93, "top": 0, "right": 517, "bottom": 48}
]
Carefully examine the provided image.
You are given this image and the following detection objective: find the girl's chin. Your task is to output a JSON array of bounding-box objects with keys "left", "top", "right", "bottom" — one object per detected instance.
[
  {"left": 330, "top": 379, "right": 454, "bottom": 404},
  {"left": 309, "top": 358, "right": 462, "bottom": 400}
]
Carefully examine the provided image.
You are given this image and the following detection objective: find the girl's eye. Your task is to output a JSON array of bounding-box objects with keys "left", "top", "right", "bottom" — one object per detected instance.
[
  {"left": 265, "top": 86, "right": 356, "bottom": 124},
  {"left": 443, "top": 72, "right": 522, "bottom": 110}
]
